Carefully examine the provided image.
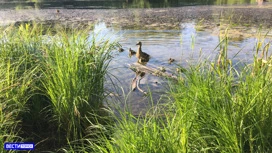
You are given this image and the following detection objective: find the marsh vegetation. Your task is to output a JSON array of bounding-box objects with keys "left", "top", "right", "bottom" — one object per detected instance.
[
  {"left": 0, "top": 24, "right": 119, "bottom": 152},
  {"left": 1, "top": 0, "right": 272, "bottom": 152},
  {"left": 0, "top": 22, "right": 271, "bottom": 152}
]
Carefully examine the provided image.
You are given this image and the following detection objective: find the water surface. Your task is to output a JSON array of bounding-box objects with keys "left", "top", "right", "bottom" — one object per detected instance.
[{"left": 94, "top": 22, "right": 271, "bottom": 114}]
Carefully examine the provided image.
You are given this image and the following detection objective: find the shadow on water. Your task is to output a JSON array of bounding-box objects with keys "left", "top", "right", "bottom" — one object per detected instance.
[
  {"left": 0, "top": 0, "right": 271, "bottom": 9},
  {"left": 93, "top": 22, "right": 272, "bottom": 115}
]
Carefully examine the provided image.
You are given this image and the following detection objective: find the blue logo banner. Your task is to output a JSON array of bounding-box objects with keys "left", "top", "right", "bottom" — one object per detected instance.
[{"left": 4, "top": 142, "right": 35, "bottom": 151}]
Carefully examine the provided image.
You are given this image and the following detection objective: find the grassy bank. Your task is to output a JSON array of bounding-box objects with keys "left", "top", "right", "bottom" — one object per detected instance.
[
  {"left": 0, "top": 23, "right": 118, "bottom": 152},
  {"left": 1, "top": 23, "right": 272, "bottom": 152}
]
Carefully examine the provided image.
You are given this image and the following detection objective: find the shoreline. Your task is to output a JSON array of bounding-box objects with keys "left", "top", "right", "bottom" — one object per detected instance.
[
  {"left": 1, "top": 5, "right": 272, "bottom": 29},
  {"left": 0, "top": 5, "right": 272, "bottom": 40}
]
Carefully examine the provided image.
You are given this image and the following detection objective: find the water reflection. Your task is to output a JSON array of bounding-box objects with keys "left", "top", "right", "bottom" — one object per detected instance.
[
  {"left": 0, "top": 0, "right": 270, "bottom": 9},
  {"left": 131, "top": 69, "right": 147, "bottom": 94},
  {"left": 89, "top": 22, "right": 120, "bottom": 44}
]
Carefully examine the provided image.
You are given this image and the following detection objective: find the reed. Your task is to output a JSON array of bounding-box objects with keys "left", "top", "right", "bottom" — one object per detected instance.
[{"left": 40, "top": 25, "right": 118, "bottom": 142}]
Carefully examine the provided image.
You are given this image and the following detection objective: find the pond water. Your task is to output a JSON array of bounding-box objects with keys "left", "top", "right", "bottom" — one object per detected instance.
[
  {"left": 0, "top": 0, "right": 270, "bottom": 9},
  {"left": 94, "top": 22, "right": 271, "bottom": 115}
]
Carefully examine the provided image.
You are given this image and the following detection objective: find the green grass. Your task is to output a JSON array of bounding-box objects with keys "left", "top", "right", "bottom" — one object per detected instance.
[
  {"left": 1, "top": 23, "right": 271, "bottom": 152},
  {"left": 101, "top": 61, "right": 270, "bottom": 153},
  {"left": 0, "top": 24, "right": 41, "bottom": 152},
  {"left": 40, "top": 26, "right": 117, "bottom": 142},
  {"left": 0, "top": 23, "right": 118, "bottom": 151}
]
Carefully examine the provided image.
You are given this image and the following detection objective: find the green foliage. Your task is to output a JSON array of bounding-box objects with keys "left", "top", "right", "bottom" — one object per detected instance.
[
  {"left": 0, "top": 23, "right": 41, "bottom": 152},
  {"left": 40, "top": 27, "right": 117, "bottom": 141},
  {"left": 1, "top": 22, "right": 271, "bottom": 153},
  {"left": 0, "top": 23, "right": 118, "bottom": 151}
]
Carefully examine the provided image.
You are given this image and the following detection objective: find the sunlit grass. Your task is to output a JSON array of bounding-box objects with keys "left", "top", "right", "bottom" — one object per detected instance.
[
  {"left": 0, "top": 23, "right": 118, "bottom": 151},
  {"left": 40, "top": 26, "right": 117, "bottom": 141},
  {"left": 0, "top": 24, "right": 40, "bottom": 152}
]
